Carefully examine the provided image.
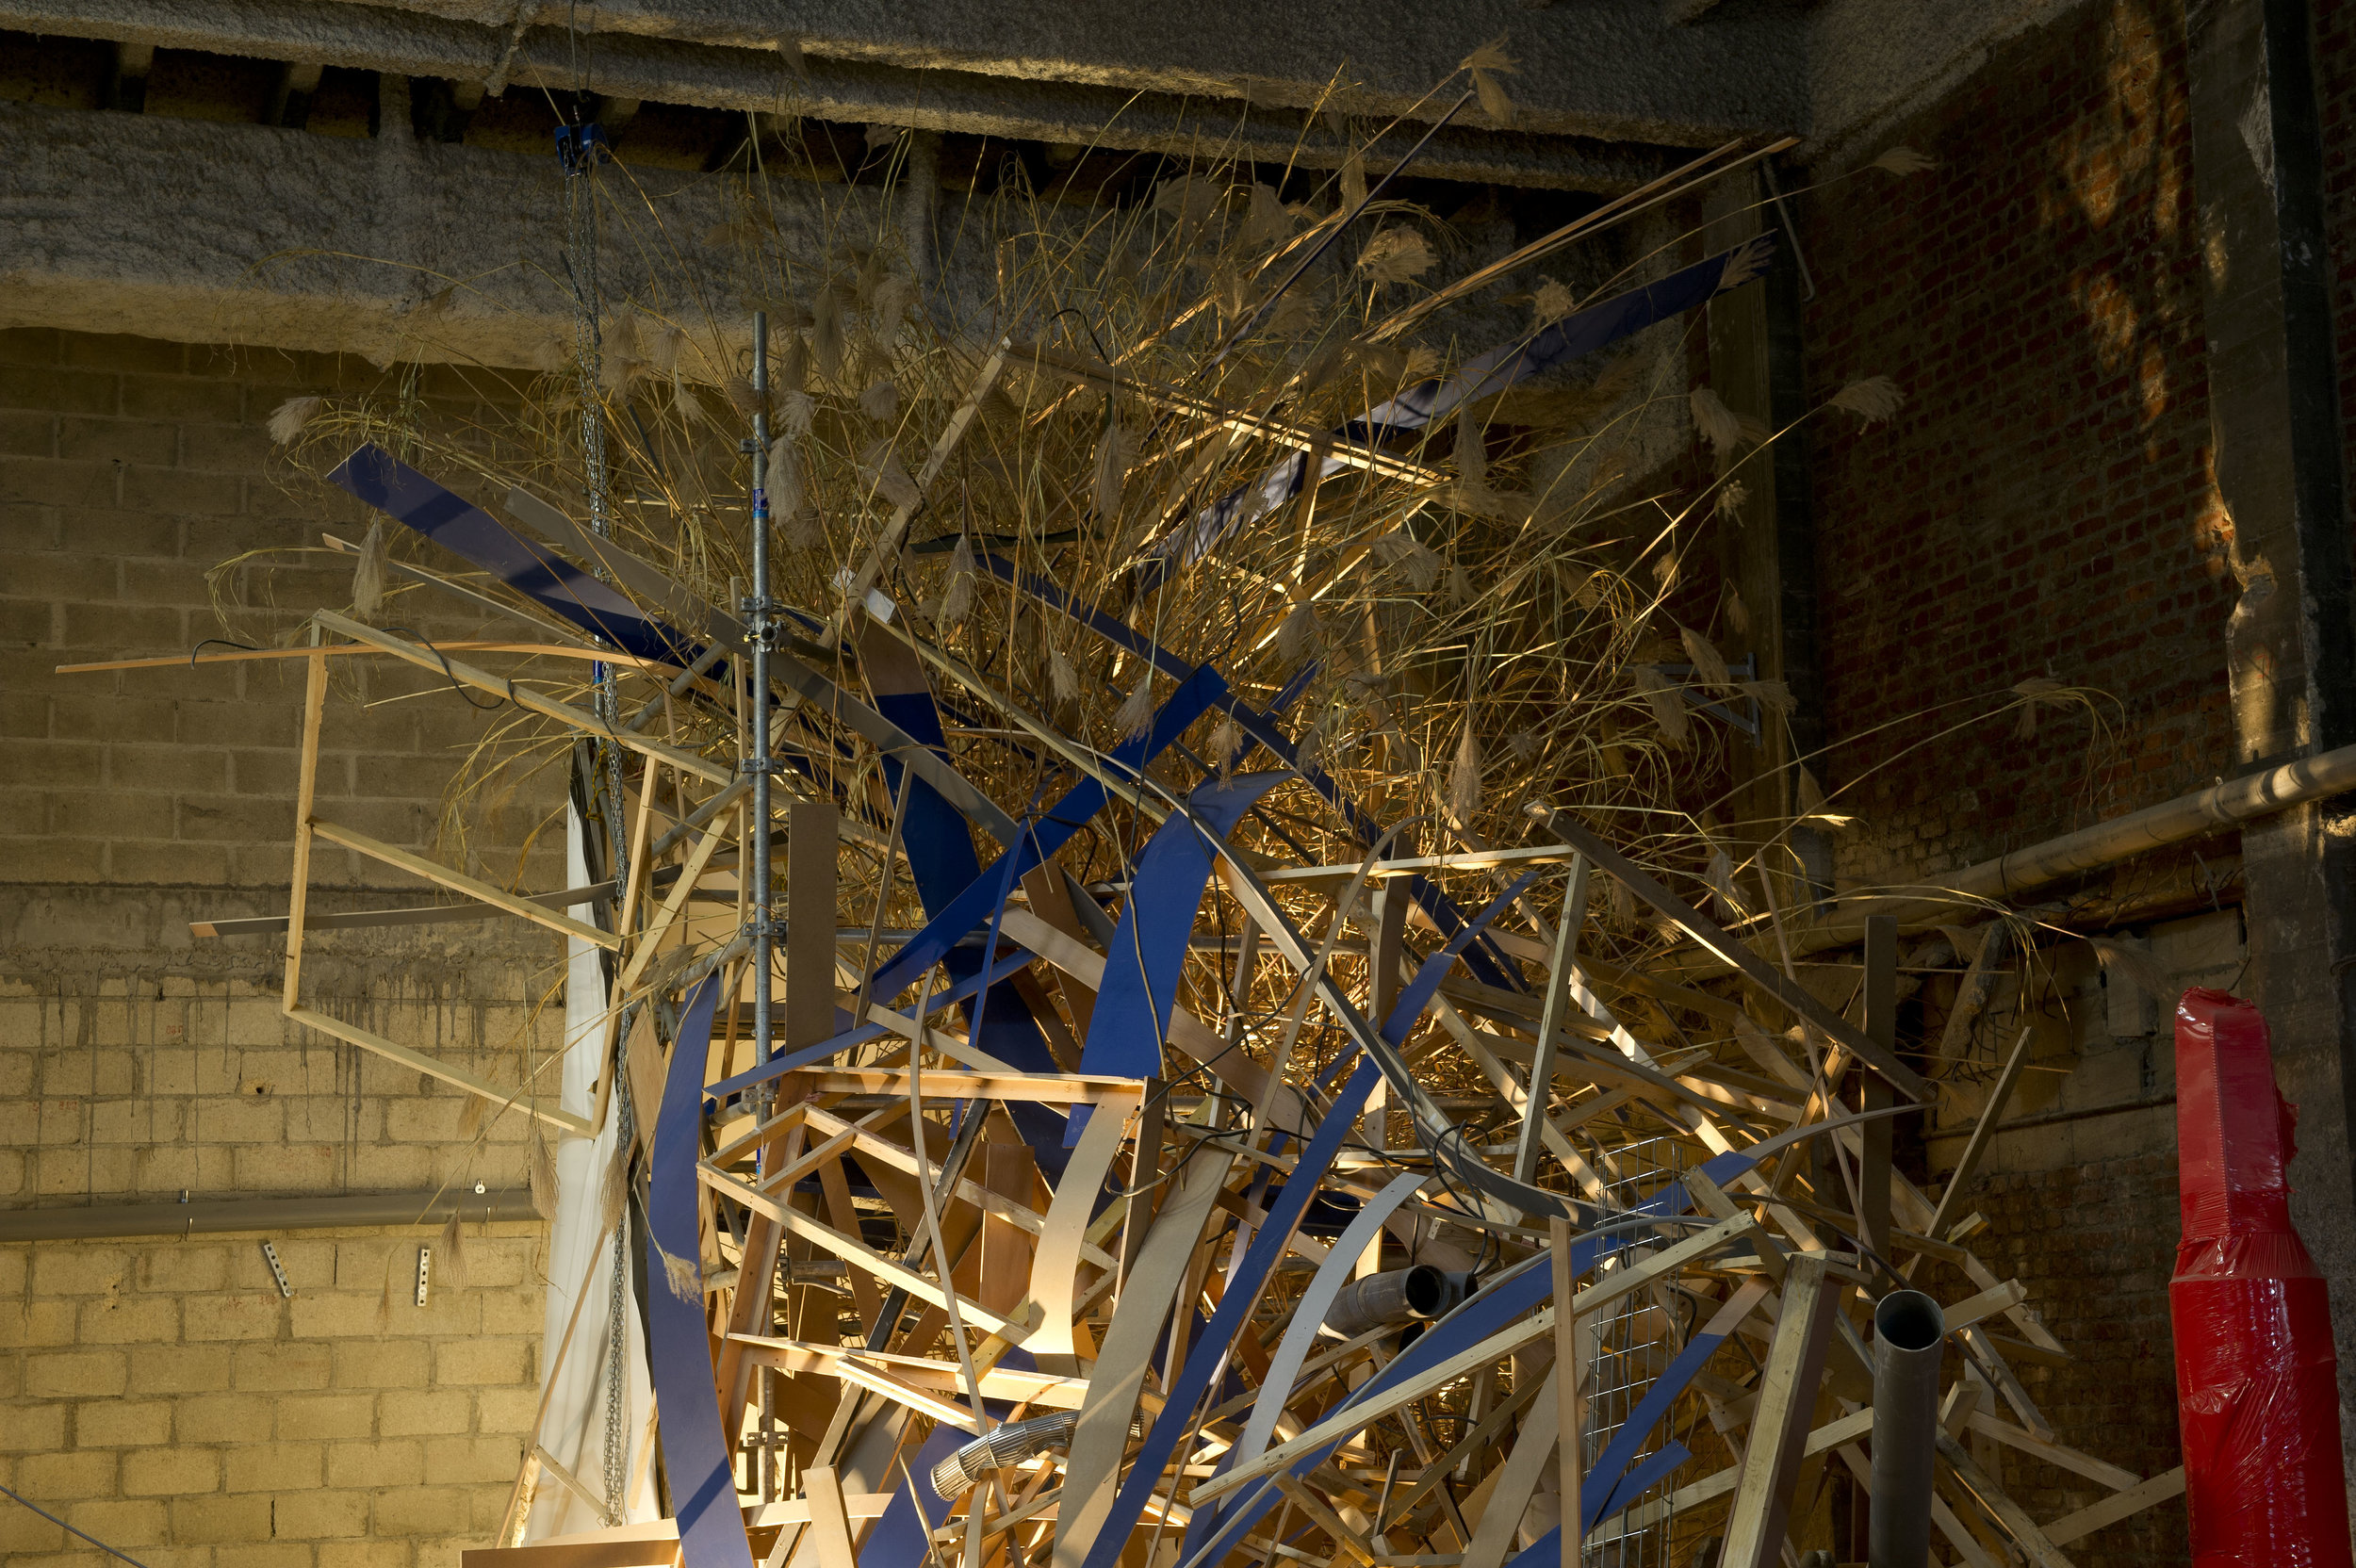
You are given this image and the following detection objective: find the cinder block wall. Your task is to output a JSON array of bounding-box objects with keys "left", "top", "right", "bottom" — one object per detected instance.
[{"left": 2, "top": 326, "right": 577, "bottom": 1567}]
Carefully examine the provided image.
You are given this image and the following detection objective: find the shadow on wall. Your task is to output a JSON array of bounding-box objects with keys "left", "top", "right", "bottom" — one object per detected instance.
[{"left": 1803, "top": 0, "right": 2234, "bottom": 896}]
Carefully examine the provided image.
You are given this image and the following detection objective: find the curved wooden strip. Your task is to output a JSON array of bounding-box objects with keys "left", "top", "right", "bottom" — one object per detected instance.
[
  {"left": 1228, "top": 1170, "right": 1430, "bottom": 1480},
  {"left": 1024, "top": 1093, "right": 1137, "bottom": 1374},
  {"left": 1053, "top": 1149, "right": 1236, "bottom": 1568}
]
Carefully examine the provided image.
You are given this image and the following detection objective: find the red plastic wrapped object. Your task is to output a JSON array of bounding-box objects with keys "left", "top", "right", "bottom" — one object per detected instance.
[{"left": 2170, "top": 988, "right": 2354, "bottom": 1568}]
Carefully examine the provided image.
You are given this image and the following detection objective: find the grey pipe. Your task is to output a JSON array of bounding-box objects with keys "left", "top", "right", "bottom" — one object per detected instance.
[
  {"left": 1321, "top": 1265, "right": 1467, "bottom": 1338},
  {"left": 0, "top": 1189, "right": 537, "bottom": 1242},
  {"left": 1869, "top": 1289, "right": 1946, "bottom": 1568}
]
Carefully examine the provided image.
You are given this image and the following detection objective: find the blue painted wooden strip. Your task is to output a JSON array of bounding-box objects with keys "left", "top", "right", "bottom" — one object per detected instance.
[
  {"left": 1593, "top": 1441, "right": 1692, "bottom": 1527},
  {"left": 861, "top": 664, "right": 1227, "bottom": 1006},
  {"left": 1077, "top": 1057, "right": 1384, "bottom": 1568},
  {"left": 1079, "top": 772, "right": 1288, "bottom": 1085},
  {"left": 1380, "top": 867, "right": 1544, "bottom": 1045},
  {"left": 644, "top": 975, "right": 755, "bottom": 1568},
  {"left": 1147, "top": 243, "right": 1770, "bottom": 578},
  {"left": 1578, "top": 1331, "right": 1726, "bottom": 1529},
  {"left": 328, "top": 444, "right": 695, "bottom": 666},
  {"left": 973, "top": 555, "right": 1522, "bottom": 994}
]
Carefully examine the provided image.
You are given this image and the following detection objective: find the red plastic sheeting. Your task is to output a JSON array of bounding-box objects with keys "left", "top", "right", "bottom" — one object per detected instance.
[{"left": 2170, "top": 988, "right": 2353, "bottom": 1568}]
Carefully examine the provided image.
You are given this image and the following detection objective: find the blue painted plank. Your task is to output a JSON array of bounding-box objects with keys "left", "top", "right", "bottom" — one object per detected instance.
[
  {"left": 644, "top": 975, "right": 755, "bottom": 1568},
  {"left": 328, "top": 444, "right": 695, "bottom": 666}
]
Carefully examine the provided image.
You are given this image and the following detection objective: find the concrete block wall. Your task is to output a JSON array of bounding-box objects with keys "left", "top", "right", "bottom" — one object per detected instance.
[
  {"left": 1794, "top": 0, "right": 2233, "bottom": 897},
  {"left": 1, "top": 325, "right": 582, "bottom": 1566}
]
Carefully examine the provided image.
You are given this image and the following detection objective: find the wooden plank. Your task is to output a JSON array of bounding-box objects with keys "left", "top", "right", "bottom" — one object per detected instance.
[
  {"left": 282, "top": 649, "right": 328, "bottom": 1014},
  {"left": 1925, "top": 1024, "right": 2037, "bottom": 1244},
  {"left": 1273, "top": 1473, "right": 1378, "bottom": 1565},
  {"left": 786, "top": 1068, "right": 1146, "bottom": 1104},
  {"left": 788, "top": 801, "right": 839, "bottom": 1051},
  {"left": 1942, "top": 1279, "right": 2029, "bottom": 1335},
  {"left": 1513, "top": 858, "right": 1586, "bottom": 1186},
  {"left": 1194, "top": 1214, "right": 1756, "bottom": 1505},
  {"left": 1548, "top": 1217, "right": 1582, "bottom": 1563},
  {"left": 1546, "top": 821, "right": 1929, "bottom": 1098},
  {"left": 728, "top": 1335, "right": 1090, "bottom": 1410},
  {"left": 1459, "top": 1365, "right": 1558, "bottom": 1568},
  {"left": 2041, "top": 1467, "right": 2184, "bottom": 1546},
  {"left": 310, "top": 818, "right": 623, "bottom": 951},
  {"left": 802, "top": 1464, "right": 862, "bottom": 1568},
  {"left": 312, "top": 610, "right": 732, "bottom": 787},
  {"left": 1024, "top": 1094, "right": 1136, "bottom": 1376},
  {"left": 1717, "top": 1253, "right": 1841, "bottom": 1568},
  {"left": 1935, "top": 1431, "right": 2078, "bottom": 1568},
  {"left": 286, "top": 1003, "right": 588, "bottom": 1134},
  {"left": 1962, "top": 1411, "right": 2140, "bottom": 1493},
  {"left": 695, "top": 1163, "right": 1017, "bottom": 1339}
]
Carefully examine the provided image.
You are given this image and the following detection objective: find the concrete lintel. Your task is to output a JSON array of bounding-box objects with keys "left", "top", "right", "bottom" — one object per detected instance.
[
  {"left": 0, "top": 96, "right": 834, "bottom": 368},
  {"left": 0, "top": 0, "right": 1797, "bottom": 155},
  {"left": 372, "top": 0, "right": 1807, "bottom": 145}
]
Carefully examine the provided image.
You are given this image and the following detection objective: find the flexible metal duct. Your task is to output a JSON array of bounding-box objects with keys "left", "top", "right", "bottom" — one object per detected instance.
[
  {"left": 931, "top": 1410, "right": 1150, "bottom": 1498},
  {"left": 1321, "top": 1265, "right": 1467, "bottom": 1338},
  {"left": 1868, "top": 1289, "right": 1945, "bottom": 1568}
]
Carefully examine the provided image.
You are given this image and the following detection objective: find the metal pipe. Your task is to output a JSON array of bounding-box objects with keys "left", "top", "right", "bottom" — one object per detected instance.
[
  {"left": 1321, "top": 1265, "right": 1464, "bottom": 1338},
  {"left": 1868, "top": 1288, "right": 1944, "bottom": 1568},
  {"left": 0, "top": 1189, "right": 537, "bottom": 1242},
  {"left": 1668, "top": 738, "right": 2356, "bottom": 975},
  {"left": 748, "top": 311, "right": 774, "bottom": 1073}
]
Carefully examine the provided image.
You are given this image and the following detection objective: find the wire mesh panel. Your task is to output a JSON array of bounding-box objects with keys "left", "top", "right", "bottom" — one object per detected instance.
[{"left": 1579, "top": 1132, "right": 1686, "bottom": 1568}]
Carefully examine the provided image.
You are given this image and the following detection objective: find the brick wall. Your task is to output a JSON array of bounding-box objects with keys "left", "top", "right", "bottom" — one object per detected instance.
[
  {"left": 1796, "top": 0, "right": 2233, "bottom": 896},
  {"left": 1, "top": 326, "right": 576, "bottom": 1567},
  {"left": 2322, "top": 0, "right": 2356, "bottom": 530}
]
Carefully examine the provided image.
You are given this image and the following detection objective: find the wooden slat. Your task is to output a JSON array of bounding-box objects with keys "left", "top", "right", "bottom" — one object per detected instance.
[
  {"left": 1718, "top": 1254, "right": 1841, "bottom": 1568},
  {"left": 286, "top": 1003, "right": 589, "bottom": 1135},
  {"left": 312, "top": 611, "right": 732, "bottom": 787},
  {"left": 310, "top": 818, "right": 622, "bottom": 951},
  {"left": 785, "top": 1068, "right": 1147, "bottom": 1104},
  {"left": 695, "top": 1162, "right": 1017, "bottom": 1339},
  {"left": 282, "top": 650, "right": 328, "bottom": 1013},
  {"left": 2041, "top": 1467, "right": 2184, "bottom": 1546}
]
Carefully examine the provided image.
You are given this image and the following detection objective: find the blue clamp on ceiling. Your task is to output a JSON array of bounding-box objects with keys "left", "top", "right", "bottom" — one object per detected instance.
[{"left": 554, "top": 122, "right": 609, "bottom": 175}]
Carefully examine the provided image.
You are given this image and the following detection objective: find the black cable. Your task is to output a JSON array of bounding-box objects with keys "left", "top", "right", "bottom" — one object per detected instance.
[
  {"left": 188, "top": 637, "right": 258, "bottom": 668},
  {"left": 382, "top": 626, "right": 507, "bottom": 710},
  {"left": 0, "top": 1482, "right": 153, "bottom": 1567}
]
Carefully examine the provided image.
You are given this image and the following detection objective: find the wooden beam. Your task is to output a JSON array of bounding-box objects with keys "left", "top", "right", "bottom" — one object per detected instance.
[
  {"left": 312, "top": 611, "right": 732, "bottom": 787},
  {"left": 1718, "top": 1253, "right": 1841, "bottom": 1568},
  {"left": 2041, "top": 1467, "right": 2184, "bottom": 1546},
  {"left": 309, "top": 818, "right": 623, "bottom": 951},
  {"left": 1546, "top": 821, "right": 1928, "bottom": 1098},
  {"left": 286, "top": 1003, "right": 588, "bottom": 1135},
  {"left": 282, "top": 649, "right": 328, "bottom": 1014},
  {"left": 801, "top": 1465, "right": 862, "bottom": 1568}
]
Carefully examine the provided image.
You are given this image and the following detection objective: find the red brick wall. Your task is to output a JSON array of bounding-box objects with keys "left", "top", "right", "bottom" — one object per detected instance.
[
  {"left": 1798, "top": 0, "right": 2234, "bottom": 899},
  {"left": 2319, "top": 0, "right": 2356, "bottom": 544}
]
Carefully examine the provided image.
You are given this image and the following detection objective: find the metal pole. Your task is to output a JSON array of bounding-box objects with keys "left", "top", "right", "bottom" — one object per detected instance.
[
  {"left": 1868, "top": 1288, "right": 1945, "bottom": 1568},
  {"left": 747, "top": 312, "right": 774, "bottom": 1070}
]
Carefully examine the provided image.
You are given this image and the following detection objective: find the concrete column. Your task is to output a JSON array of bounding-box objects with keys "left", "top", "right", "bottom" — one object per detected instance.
[
  {"left": 1704, "top": 167, "right": 1829, "bottom": 910},
  {"left": 2185, "top": 0, "right": 2356, "bottom": 1504}
]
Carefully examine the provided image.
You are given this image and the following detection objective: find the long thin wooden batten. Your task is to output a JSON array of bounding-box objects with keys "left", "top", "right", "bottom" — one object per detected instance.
[{"left": 0, "top": 1189, "right": 539, "bottom": 1241}]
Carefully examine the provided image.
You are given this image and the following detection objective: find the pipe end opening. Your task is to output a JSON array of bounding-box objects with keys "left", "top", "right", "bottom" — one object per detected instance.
[{"left": 1875, "top": 1289, "right": 1946, "bottom": 1352}]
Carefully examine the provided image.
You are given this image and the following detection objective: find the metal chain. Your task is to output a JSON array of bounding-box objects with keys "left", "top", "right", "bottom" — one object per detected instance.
[{"left": 561, "top": 112, "right": 634, "bottom": 1527}]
